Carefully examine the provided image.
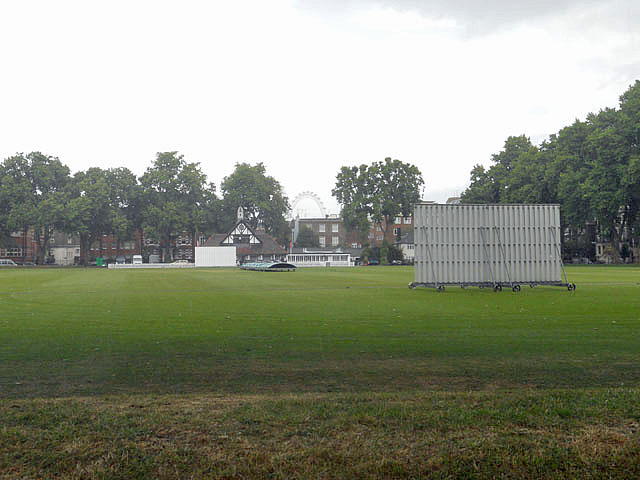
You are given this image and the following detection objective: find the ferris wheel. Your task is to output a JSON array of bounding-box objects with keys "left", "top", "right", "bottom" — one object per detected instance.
[{"left": 289, "top": 191, "right": 327, "bottom": 219}]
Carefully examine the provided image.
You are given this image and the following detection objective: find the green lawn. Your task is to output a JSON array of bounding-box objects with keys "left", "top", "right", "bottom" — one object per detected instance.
[{"left": 1, "top": 266, "right": 639, "bottom": 478}]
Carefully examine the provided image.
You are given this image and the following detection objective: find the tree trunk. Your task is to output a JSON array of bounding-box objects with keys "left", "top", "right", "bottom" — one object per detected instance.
[
  {"left": 38, "top": 227, "right": 51, "bottom": 265},
  {"left": 610, "top": 222, "right": 621, "bottom": 264},
  {"left": 80, "top": 233, "right": 90, "bottom": 266},
  {"left": 192, "top": 229, "right": 197, "bottom": 262},
  {"left": 23, "top": 227, "right": 28, "bottom": 264}
]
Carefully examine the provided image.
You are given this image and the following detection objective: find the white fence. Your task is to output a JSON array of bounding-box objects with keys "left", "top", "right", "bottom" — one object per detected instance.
[{"left": 413, "top": 204, "right": 564, "bottom": 286}]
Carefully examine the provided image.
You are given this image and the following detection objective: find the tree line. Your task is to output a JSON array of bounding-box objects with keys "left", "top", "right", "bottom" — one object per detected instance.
[
  {"left": 461, "top": 81, "right": 640, "bottom": 260},
  {"left": 0, "top": 153, "right": 289, "bottom": 264}
]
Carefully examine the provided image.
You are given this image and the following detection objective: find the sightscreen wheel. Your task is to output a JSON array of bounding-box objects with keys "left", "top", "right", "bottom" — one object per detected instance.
[
  {"left": 512, "top": 285, "right": 521, "bottom": 292},
  {"left": 493, "top": 284, "right": 502, "bottom": 292},
  {"left": 437, "top": 285, "right": 445, "bottom": 292},
  {"left": 568, "top": 283, "right": 576, "bottom": 291}
]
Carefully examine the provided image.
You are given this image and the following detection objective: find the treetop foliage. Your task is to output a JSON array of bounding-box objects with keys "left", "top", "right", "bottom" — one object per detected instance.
[
  {"left": 332, "top": 157, "right": 424, "bottom": 237},
  {"left": 461, "top": 80, "right": 640, "bottom": 254},
  {"left": 0, "top": 153, "right": 289, "bottom": 260}
]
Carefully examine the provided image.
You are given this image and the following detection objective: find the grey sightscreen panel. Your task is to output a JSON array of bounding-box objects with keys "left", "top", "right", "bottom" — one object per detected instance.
[{"left": 414, "top": 204, "right": 562, "bottom": 284}]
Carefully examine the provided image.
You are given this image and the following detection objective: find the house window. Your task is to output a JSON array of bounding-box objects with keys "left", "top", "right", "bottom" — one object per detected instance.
[
  {"left": 393, "top": 228, "right": 400, "bottom": 236},
  {"left": 319, "top": 236, "right": 326, "bottom": 247},
  {"left": 351, "top": 242, "right": 358, "bottom": 248},
  {"left": 395, "top": 216, "right": 402, "bottom": 224},
  {"left": 376, "top": 225, "right": 382, "bottom": 232},
  {"left": 376, "top": 234, "right": 383, "bottom": 241},
  {"left": 404, "top": 217, "right": 412, "bottom": 224},
  {"left": 368, "top": 232, "right": 374, "bottom": 239},
  {"left": 7, "top": 247, "right": 22, "bottom": 257},
  {"left": 332, "top": 236, "right": 339, "bottom": 246},
  {"left": 319, "top": 224, "right": 326, "bottom": 233},
  {"left": 332, "top": 223, "right": 339, "bottom": 232},
  {"left": 67, "top": 235, "right": 73, "bottom": 245},
  {"left": 199, "top": 235, "right": 206, "bottom": 246}
]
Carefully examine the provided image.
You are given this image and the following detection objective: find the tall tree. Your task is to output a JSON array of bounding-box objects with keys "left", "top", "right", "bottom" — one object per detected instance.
[
  {"left": 332, "top": 158, "right": 424, "bottom": 238},
  {"left": 0, "top": 152, "right": 70, "bottom": 263},
  {"left": 220, "top": 163, "right": 289, "bottom": 243},
  {"left": 461, "top": 136, "right": 538, "bottom": 204},
  {"left": 460, "top": 81, "right": 640, "bottom": 261},
  {"left": 140, "top": 152, "right": 216, "bottom": 261},
  {"left": 66, "top": 168, "right": 115, "bottom": 265},
  {"left": 104, "top": 168, "right": 142, "bottom": 256}
]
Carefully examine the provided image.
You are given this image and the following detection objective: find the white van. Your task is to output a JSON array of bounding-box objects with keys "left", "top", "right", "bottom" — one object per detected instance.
[
  {"left": 0, "top": 259, "right": 17, "bottom": 266},
  {"left": 132, "top": 255, "right": 143, "bottom": 265}
]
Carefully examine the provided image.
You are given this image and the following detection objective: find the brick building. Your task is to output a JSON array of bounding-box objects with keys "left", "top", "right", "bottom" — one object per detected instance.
[
  {"left": 367, "top": 215, "right": 414, "bottom": 247},
  {"left": 84, "top": 231, "right": 145, "bottom": 263},
  {"left": 293, "top": 216, "right": 362, "bottom": 249},
  {"left": 0, "top": 229, "right": 39, "bottom": 264}
]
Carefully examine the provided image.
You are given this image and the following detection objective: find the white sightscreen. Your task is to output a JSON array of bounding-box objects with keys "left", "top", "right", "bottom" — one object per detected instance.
[
  {"left": 414, "top": 204, "right": 562, "bottom": 285},
  {"left": 195, "top": 246, "right": 237, "bottom": 267}
]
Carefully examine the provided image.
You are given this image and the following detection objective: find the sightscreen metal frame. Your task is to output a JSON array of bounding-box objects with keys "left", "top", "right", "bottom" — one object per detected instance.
[{"left": 410, "top": 204, "right": 575, "bottom": 292}]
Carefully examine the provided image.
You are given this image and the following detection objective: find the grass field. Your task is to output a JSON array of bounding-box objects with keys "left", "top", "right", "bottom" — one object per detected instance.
[{"left": 1, "top": 265, "right": 639, "bottom": 478}]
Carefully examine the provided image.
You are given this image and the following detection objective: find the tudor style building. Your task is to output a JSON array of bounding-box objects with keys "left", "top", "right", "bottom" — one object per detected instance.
[{"left": 203, "top": 207, "right": 287, "bottom": 264}]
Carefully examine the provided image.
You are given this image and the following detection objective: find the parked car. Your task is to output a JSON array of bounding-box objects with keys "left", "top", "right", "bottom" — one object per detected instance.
[
  {"left": 0, "top": 259, "right": 18, "bottom": 266},
  {"left": 132, "top": 255, "right": 143, "bottom": 265}
]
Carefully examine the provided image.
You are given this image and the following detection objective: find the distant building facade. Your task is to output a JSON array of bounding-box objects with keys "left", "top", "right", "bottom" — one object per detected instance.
[
  {"left": 84, "top": 231, "right": 145, "bottom": 263},
  {"left": 0, "top": 229, "right": 39, "bottom": 264},
  {"left": 292, "top": 216, "right": 363, "bottom": 249},
  {"left": 204, "top": 207, "right": 287, "bottom": 263},
  {"left": 47, "top": 232, "right": 80, "bottom": 265},
  {"left": 397, "top": 230, "right": 415, "bottom": 264}
]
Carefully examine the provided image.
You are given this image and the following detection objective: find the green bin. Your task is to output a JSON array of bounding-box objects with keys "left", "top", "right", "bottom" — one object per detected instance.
[{"left": 96, "top": 257, "right": 103, "bottom": 267}]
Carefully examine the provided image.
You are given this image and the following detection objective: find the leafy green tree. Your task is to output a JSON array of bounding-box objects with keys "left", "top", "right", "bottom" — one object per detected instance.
[
  {"left": 140, "top": 152, "right": 216, "bottom": 261},
  {"left": 618, "top": 81, "right": 640, "bottom": 243},
  {"left": 460, "top": 81, "right": 640, "bottom": 262},
  {"left": 220, "top": 163, "right": 289, "bottom": 243},
  {"left": 380, "top": 240, "right": 389, "bottom": 265},
  {"left": 581, "top": 110, "right": 628, "bottom": 260},
  {"left": 0, "top": 152, "right": 70, "bottom": 263},
  {"left": 332, "top": 158, "right": 424, "bottom": 237},
  {"left": 461, "top": 136, "right": 539, "bottom": 204},
  {"left": 387, "top": 243, "right": 404, "bottom": 263},
  {"left": 460, "top": 164, "right": 498, "bottom": 204},
  {"left": 67, "top": 168, "right": 116, "bottom": 265},
  {"left": 104, "top": 168, "right": 142, "bottom": 256},
  {"left": 294, "top": 225, "right": 318, "bottom": 248}
]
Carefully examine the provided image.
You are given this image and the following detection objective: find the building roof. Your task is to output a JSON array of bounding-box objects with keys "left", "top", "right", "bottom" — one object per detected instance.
[
  {"left": 50, "top": 231, "right": 80, "bottom": 247},
  {"left": 203, "top": 221, "right": 286, "bottom": 256}
]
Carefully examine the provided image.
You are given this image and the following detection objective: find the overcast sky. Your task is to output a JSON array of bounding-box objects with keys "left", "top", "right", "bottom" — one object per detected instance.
[{"left": 1, "top": 0, "right": 638, "bottom": 215}]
